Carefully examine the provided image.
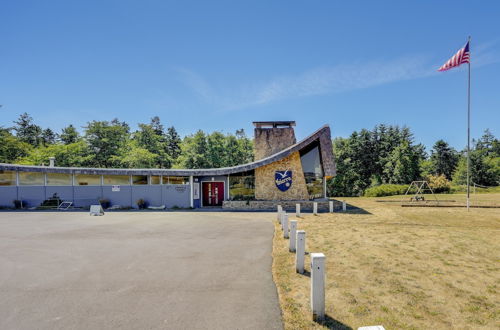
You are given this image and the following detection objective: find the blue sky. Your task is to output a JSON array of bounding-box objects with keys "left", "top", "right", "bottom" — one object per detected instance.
[{"left": 1, "top": 0, "right": 499, "bottom": 152}]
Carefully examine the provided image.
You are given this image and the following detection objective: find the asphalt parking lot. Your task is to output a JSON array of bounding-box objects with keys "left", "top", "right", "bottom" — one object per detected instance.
[{"left": 0, "top": 211, "right": 282, "bottom": 330}]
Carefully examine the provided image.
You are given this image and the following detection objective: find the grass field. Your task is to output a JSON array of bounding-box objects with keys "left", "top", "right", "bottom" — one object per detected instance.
[{"left": 272, "top": 193, "right": 500, "bottom": 329}]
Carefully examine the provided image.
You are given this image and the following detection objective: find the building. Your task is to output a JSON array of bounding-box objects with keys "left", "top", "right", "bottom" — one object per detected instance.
[{"left": 0, "top": 122, "right": 336, "bottom": 210}]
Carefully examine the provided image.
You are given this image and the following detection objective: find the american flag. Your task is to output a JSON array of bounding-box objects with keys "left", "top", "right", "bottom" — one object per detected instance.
[{"left": 438, "top": 41, "right": 470, "bottom": 71}]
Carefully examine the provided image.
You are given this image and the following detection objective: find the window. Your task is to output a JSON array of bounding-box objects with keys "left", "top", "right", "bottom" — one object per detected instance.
[
  {"left": 19, "top": 172, "right": 45, "bottom": 186},
  {"left": 47, "top": 173, "right": 72, "bottom": 186},
  {"left": 229, "top": 171, "right": 255, "bottom": 200},
  {"left": 163, "top": 176, "right": 189, "bottom": 184},
  {"left": 132, "top": 175, "right": 148, "bottom": 185},
  {"left": 103, "top": 175, "right": 130, "bottom": 185},
  {"left": 75, "top": 174, "right": 101, "bottom": 186},
  {"left": 300, "top": 145, "right": 324, "bottom": 199},
  {"left": 0, "top": 171, "right": 16, "bottom": 186},
  {"left": 150, "top": 175, "right": 161, "bottom": 185}
]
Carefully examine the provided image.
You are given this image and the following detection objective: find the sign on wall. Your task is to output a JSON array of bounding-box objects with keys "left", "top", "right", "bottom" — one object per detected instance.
[
  {"left": 193, "top": 182, "right": 200, "bottom": 199},
  {"left": 275, "top": 170, "right": 293, "bottom": 192},
  {"left": 175, "top": 186, "right": 187, "bottom": 193},
  {"left": 112, "top": 185, "right": 120, "bottom": 192}
]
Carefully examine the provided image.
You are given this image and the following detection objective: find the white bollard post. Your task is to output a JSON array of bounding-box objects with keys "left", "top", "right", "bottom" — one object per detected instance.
[
  {"left": 342, "top": 200, "right": 346, "bottom": 212},
  {"left": 296, "top": 231, "right": 306, "bottom": 273},
  {"left": 311, "top": 253, "right": 326, "bottom": 322},
  {"left": 296, "top": 203, "right": 301, "bottom": 217},
  {"left": 329, "top": 201, "right": 333, "bottom": 213},
  {"left": 289, "top": 220, "right": 297, "bottom": 252},
  {"left": 278, "top": 211, "right": 283, "bottom": 225},
  {"left": 313, "top": 202, "right": 318, "bottom": 215},
  {"left": 283, "top": 214, "right": 289, "bottom": 238},
  {"left": 280, "top": 211, "right": 286, "bottom": 229},
  {"left": 277, "top": 205, "right": 282, "bottom": 220}
]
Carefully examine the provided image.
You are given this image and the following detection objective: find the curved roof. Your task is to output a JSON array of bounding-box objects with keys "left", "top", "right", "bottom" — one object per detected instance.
[{"left": 0, "top": 125, "right": 335, "bottom": 177}]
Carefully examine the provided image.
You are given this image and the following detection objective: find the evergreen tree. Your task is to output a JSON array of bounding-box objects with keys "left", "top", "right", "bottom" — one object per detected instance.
[
  {"left": 175, "top": 130, "right": 209, "bottom": 169},
  {"left": 475, "top": 129, "right": 495, "bottom": 154},
  {"left": 452, "top": 150, "right": 498, "bottom": 186},
  {"left": 453, "top": 129, "right": 499, "bottom": 186},
  {"left": 328, "top": 137, "right": 365, "bottom": 196},
  {"left": 165, "top": 126, "right": 182, "bottom": 160},
  {"left": 430, "top": 139, "right": 458, "bottom": 179},
  {"left": 228, "top": 129, "right": 253, "bottom": 166},
  {"left": 383, "top": 141, "right": 422, "bottom": 184},
  {"left": 13, "top": 112, "right": 43, "bottom": 146},
  {"left": 150, "top": 116, "right": 164, "bottom": 136},
  {"left": 41, "top": 128, "right": 57, "bottom": 145},
  {"left": 60, "top": 125, "right": 80, "bottom": 144}
]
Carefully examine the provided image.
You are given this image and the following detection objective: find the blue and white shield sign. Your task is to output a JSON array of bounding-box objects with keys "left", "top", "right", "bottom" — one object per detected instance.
[{"left": 275, "top": 170, "right": 293, "bottom": 192}]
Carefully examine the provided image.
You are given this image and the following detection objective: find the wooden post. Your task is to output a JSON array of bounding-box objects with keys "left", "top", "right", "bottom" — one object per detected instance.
[
  {"left": 289, "top": 220, "right": 297, "bottom": 252},
  {"left": 296, "top": 230, "right": 306, "bottom": 273},
  {"left": 311, "top": 253, "right": 325, "bottom": 321},
  {"left": 283, "top": 214, "right": 289, "bottom": 238}
]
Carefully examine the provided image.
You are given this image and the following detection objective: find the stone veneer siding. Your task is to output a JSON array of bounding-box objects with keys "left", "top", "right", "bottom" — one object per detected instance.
[
  {"left": 255, "top": 151, "right": 309, "bottom": 200},
  {"left": 254, "top": 127, "right": 296, "bottom": 160},
  {"left": 222, "top": 200, "right": 342, "bottom": 211}
]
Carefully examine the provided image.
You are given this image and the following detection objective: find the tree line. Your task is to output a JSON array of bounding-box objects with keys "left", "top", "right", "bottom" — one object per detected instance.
[
  {"left": 329, "top": 124, "right": 499, "bottom": 196},
  {"left": 0, "top": 113, "right": 254, "bottom": 169},
  {"left": 1, "top": 114, "right": 498, "bottom": 196}
]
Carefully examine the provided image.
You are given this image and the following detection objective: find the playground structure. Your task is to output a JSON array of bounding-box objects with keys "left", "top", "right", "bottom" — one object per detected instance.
[{"left": 401, "top": 181, "right": 439, "bottom": 206}]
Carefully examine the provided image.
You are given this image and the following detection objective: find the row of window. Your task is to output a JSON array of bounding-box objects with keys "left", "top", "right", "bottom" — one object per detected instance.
[
  {"left": 228, "top": 173, "right": 255, "bottom": 200},
  {"left": 0, "top": 171, "right": 189, "bottom": 186}
]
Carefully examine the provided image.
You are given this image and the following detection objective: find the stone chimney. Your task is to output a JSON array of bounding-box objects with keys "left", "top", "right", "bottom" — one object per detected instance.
[{"left": 253, "top": 121, "right": 297, "bottom": 160}]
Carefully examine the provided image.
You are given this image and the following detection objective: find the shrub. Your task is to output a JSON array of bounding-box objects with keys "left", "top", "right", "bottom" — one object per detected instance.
[
  {"left": 99, "top": 198, "right": 111, "bottom": 209},
  {"left": 427, "top": 174, "right": 451, "bottom": 193},
  {"left": 136, "top": 198, "right": 147, "bottom": 209},
  {"left": 364, "top": 184, "right": 409, "bottom": 197},
  {"left": 13, "top": 200, "right": 23, "bottom": 209}
]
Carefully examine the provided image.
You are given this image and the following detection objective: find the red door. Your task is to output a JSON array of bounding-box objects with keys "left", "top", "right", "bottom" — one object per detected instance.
[{"left": 202, "top": 182, "right": 224, "bottom": 206}]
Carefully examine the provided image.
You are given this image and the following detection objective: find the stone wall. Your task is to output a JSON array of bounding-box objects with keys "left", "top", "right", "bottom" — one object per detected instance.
[
  {"left": 255, "top": 151, "right": 309, "bottom": 200},
  {"left": 254, "top": 127, "right": 296, "bottom": 160},
  {"left": 223, "top": 199, "right": 342, "bottom": 211}
]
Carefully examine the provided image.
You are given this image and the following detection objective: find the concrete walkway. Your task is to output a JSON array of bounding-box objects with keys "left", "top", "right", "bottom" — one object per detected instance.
[{"left": 0, "top": 212, "right": 282, "bottom": 329}]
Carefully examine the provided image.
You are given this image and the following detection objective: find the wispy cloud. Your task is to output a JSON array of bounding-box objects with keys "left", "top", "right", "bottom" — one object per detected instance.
[{"left": 176, "top": 41, "right": 499, "bottom": 111}]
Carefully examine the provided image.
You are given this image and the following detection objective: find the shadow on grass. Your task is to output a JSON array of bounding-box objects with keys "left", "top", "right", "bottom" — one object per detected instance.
[
  {"left": 316, "top": 314, "right": 353, "bottom": 329},
  {"left": 329, "top": 199, "right": 372, "bottom": 215},
  {"left": 332, "top": 205, "right": 371, "bottom": 215},
  {"left": 344, "top": 206, "right": 371, "bottom": 215},
  {"left": 299, "top": 269, "right": 311, "bottom": 278}
]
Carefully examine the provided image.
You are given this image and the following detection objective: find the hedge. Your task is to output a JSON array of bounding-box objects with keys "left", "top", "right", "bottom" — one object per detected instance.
[{"left": 364, "top": 184, "right": 409, "bottom": 197}]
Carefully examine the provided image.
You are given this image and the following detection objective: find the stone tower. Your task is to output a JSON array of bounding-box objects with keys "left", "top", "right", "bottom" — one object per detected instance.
[
  {"left": 253, "top": 121, "right": 297, "bottom": 160},
  {"left": 253, "top": 121, "right": 309, "bottom": 200}
]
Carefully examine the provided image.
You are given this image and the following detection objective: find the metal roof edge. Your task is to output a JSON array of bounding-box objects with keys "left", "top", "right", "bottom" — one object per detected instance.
[{"left": 0, "top": 124, "right": 334, "bottom": 176}]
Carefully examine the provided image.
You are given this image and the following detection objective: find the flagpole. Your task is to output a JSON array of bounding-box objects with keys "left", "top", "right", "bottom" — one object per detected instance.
[{"left": 466, "top": 36, "right": 471, "bottom": 211}]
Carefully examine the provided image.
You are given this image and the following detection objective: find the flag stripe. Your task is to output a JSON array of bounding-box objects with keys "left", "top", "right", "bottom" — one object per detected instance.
[{"left": 438, "top": 41, "right": 470, "bottom": 71}]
